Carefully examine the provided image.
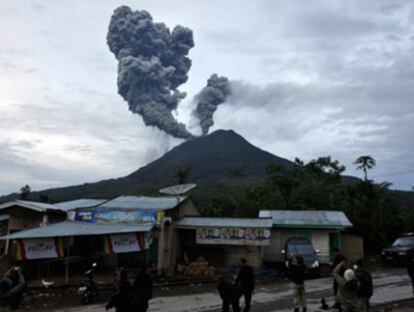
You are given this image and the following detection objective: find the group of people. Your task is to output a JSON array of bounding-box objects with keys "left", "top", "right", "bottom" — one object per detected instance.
[
  {"left": 106, "top": 264, "right": 153, "bottom": 312},
  {"left": 217, "top": 258, "right": 255, "bottom": 312},
  {"left": 286, "top": 248, "right": 373, "bottom": 312},
  {"left": 0, "top": 267, "right": 27, "bottom": 311}
]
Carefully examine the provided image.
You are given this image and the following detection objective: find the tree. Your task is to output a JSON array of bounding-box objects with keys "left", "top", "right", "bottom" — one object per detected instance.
[
  {"left": 354, "top": 155, "right": 376, "bottom": 181},
  {"left": 19, "top": 185, "right": 31, "bottom": 200}
]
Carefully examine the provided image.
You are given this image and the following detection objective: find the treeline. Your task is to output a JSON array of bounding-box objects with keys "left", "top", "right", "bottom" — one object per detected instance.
[{"left": 203, "top": 156, "right": 409, "bottom": 252}]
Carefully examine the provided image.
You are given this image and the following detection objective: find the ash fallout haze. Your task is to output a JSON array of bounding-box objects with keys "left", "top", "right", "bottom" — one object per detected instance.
[{"left": 0, "top": 0, "right": 413, "bottom": 195}]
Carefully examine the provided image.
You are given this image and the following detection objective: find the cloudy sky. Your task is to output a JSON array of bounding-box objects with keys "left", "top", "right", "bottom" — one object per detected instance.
[{"left": 1, "top": 0, "right": 413, "bottom": 195}]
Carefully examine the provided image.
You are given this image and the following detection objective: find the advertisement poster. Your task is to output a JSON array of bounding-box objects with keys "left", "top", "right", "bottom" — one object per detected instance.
[
  {"left": 196, "top": 227, "right": 271, "bottom": 246},
  {"left": 16, "top": 238, "right": 64, "bottom": 260},
  {"left": 103, "top": 232, "right": 152, "bottom": 254}
]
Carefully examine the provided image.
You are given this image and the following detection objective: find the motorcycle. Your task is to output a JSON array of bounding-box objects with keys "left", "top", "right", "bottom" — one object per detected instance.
[{"left": 78, "top": 262, "right": 98, "bottom": 304}]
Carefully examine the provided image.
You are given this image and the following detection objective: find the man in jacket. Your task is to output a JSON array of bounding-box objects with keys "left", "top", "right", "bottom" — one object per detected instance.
[
  {"left": 217, "top": 278, "right": 241, "bottom": 312},
  {"left": 0, "top": 267, "right": 26, "bottom": 310},
  {"left": 354, "top": 259, "right": 373, "bottom": 311},
  {"left": 132, "top": 264, "right": 153, "bottom": 312},
  {"left": 333, "top": 261, "right": 359, "bottom": 312},
  {"left": 407, "top": 255, "right": 414, "bottom": 296},
  {"left": 235, "top": 258, "right": 255, "bottom": 312},
  {"left": 106, "top": 269, "right": 133, "bottom": 312},
  {"left": 332, "top": 248, "right": 346, "bottom": 309},
  {"left": 287, "top": 253, "right": 307, "bottom": 312}
]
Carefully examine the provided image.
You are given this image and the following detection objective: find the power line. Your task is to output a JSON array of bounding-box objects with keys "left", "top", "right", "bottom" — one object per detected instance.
[{"left": 372, "top": 169, "right": 414, "bottom": 179}]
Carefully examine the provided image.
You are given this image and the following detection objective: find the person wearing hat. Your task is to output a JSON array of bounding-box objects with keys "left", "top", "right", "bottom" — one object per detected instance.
[{"left": 333, "top": 261, "right": 359, "bottom": 312}]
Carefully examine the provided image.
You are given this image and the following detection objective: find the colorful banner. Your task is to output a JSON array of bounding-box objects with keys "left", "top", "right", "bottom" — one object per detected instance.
[
  {"left": 103, "top": 233, "right": 151, "bottom": 254},
  {"left": 196, "top": 227, "right": 271, "bottom": 246},
  {"left": 75, "top": 210, "right": 160, "bottom": 225},
  {"left": 16, "top": 238, "right": 64, "bottom": 260}
]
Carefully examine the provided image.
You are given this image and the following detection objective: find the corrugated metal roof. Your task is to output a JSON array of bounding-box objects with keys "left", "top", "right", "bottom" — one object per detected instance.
[
  {"left": 1, "top": 221, "right": 153, "bottom": 240},
  {"left": 0, "top": 215, "right": 9, "bottom": 222},
  {"left": 259, "top": 210, "right": 352, "bottom": 228},
  {"left": 97, "top": 196, "right": 187, "bottom": 212},
  {"left": 0, "top": 200, "right": 64, "bottom": 213},
  {"left": 176, "top": 217, "right": 273, "bottom": 229},
  {"left": 54, "top": 199, "right": 108, "bottom": 211}
]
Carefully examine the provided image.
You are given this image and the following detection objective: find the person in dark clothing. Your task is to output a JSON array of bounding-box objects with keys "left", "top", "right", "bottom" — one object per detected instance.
[
  {"left": 333, "top": 261, "right": 359, "bottom": 312},
  {"left": 106, "top": 270, "right": 133, "bottom": 312},
  {"left": 407, "top": 255, "right": 414, "bottom": 295},
  {"left": 217, "top": 279, "right": 241, "bottom": 312},
  {"left": 287, "top": 254, "right": 307, "bottom": 312},
  {"left": 332, "top": 248, "right": 346, "bottom": 309},
  {"left": 354, "top": 259, "right": 373, "bottom": 312},
  {"left": 235, "top": 258, "right": 254, "bottom": 312},
  {"left": 132, "top": 264, "right": 153, "bottom": 312},
  {"left": 0, "top": 267, "right": 26, "bottom": 311}
]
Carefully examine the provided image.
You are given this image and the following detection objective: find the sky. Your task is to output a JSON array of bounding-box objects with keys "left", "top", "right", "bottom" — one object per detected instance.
[{"left": 0, "top": 0, "right": 413, "bottom": 195}]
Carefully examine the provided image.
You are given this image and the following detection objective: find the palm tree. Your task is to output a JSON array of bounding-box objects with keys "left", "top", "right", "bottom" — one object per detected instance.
[{"left": 354, "top": 155, "right": 376, "bottom": 181}]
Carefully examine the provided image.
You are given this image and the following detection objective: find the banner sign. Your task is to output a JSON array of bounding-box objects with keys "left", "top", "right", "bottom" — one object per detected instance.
[
  {"left": 196, "top": 227, "right": 271, "bottom": 246},
  {"left": 75, "top": 210, "right": 159, "bottom": 225},
  {"left": 16, "top": 238, "right": 64, "bottom": 260},
  {"left": 103, "top": 233, "right": 151, "bottom": 254}
]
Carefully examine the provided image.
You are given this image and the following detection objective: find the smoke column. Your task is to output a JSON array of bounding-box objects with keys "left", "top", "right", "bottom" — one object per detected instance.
[
  {"left": 193, "top": 74, "right": 231, "bottom": 136},
  {"left": 107, "top": 6, "right": 195, "bottom": 139}
]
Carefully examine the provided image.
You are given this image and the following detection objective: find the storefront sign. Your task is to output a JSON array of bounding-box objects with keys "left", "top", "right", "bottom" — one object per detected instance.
[
  {"left": 16, "top": 238, "right": 64, "bottom": 260},
  {"left": 103, "top": 232, "right": 151, "bottom": 254},
  {"left": 75, "top": 210, "right": 159, "bottom": 225},
  {"left": 196, "top": 227, "right": 271, "bottom": 246}
]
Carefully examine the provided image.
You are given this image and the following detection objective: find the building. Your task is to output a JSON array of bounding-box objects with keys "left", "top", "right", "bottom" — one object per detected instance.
[
  {"left": 259, "top": 210, "right": 361, "bottom": 263},
  {"left": 176, "top": 217, "right": 273, "bottom": 267},
  {"left": 0, "top": 195, "right": 199, "bottom": 278}
]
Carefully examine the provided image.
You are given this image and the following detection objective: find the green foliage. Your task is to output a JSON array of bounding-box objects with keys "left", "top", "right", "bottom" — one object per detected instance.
[
  {"left": 354, "top": 155, "right": 376, "bottom": 181},
  {"left": 202, "top": 155, "right": 406, "bottom": 253}
]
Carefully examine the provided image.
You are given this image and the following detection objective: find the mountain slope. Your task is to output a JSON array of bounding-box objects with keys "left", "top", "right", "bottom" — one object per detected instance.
[
  {"left": 0, "top": 130, "right": 294, "bottom": 203},
  {"left": 128, "top": 129, "right": 293, "bottom": 182}
]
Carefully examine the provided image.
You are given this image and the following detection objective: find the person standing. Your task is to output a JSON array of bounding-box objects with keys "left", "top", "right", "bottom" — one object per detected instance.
[
  {"left": 106, "top": 269, "right": 133, "bottom": 312},
  {"left": 286, "top": 254, "right": 307, "bottom": 312},
  {"left": 407, "top": 255, "right": 414, "bottom": 295},
  {"left": 332, "top": 248, "right": 346, "bottom": 309},
  {"left": 217, "top": 278, "right": 241, "bottom": 312},
  {"left": 333, "top": 261, "right": 359, "bottom": 312},
  {"left": 354, "top": 259, "right": 373, "bottom": 311},
  {"left": 132, "top": 264, "right": 153, "bottom": 312},
  {"left": 0, "top": 267, "right": 26, "bottom": 311},
  {"left": 235, "top": 258, "right": 255, "bottom": 312}
]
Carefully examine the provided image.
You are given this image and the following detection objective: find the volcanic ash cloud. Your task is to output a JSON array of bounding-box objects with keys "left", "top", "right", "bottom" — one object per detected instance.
[{"left": 107, "top": 6, "right": 231, "bottom": 139}]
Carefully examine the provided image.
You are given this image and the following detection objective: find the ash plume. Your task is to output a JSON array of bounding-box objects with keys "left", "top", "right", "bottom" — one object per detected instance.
[
  {"left": 193, "top": 74, "right": 231, "bottom": 136},
  {"left": 107, "top": 6, "right": 195, "bottom": 139}
]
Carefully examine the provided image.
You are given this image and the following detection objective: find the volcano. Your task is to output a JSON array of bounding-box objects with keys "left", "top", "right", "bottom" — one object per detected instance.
[{"left": 0, "top": 130, "right": 294, "bottom": 203}]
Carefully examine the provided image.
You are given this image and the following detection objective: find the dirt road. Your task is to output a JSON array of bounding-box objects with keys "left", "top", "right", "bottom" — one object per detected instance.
[{"left": 45, "top": 268, "right": 412, "bottom": 312}]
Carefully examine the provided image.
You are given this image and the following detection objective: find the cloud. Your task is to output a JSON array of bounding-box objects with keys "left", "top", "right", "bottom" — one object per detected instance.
[{"left": 0, "top": 0, "right": 413, "bottom": 195}]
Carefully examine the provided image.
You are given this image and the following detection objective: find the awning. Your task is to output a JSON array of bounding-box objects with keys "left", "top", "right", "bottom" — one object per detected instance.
[{"left": 1, "top": 220, "right": 154, "bottom": 240}]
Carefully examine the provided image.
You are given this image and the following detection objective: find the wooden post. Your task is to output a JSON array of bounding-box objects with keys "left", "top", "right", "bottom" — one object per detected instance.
[{"left": 65, "top": 237, "right": 71, "bottom": 284}]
